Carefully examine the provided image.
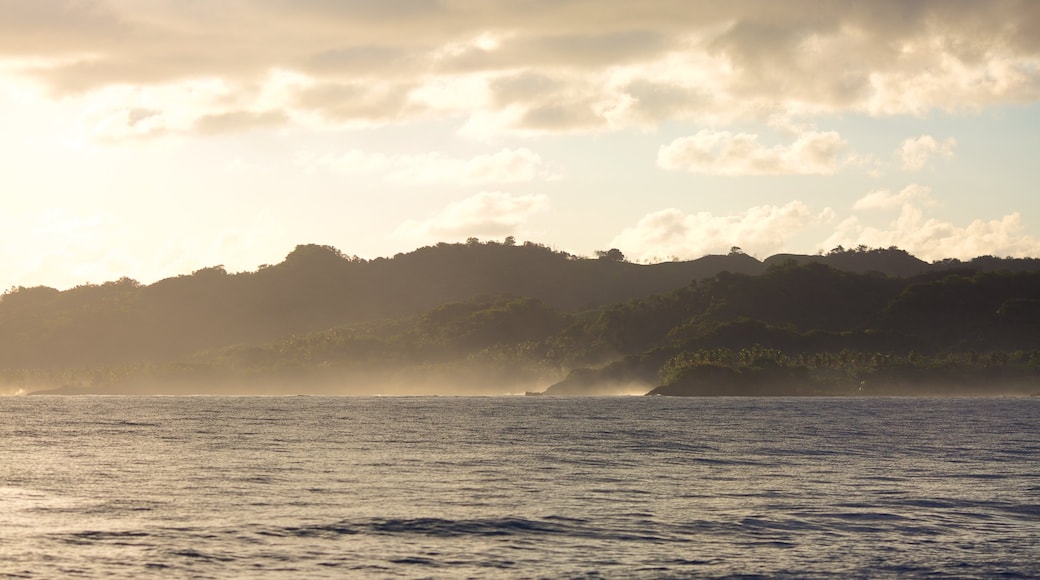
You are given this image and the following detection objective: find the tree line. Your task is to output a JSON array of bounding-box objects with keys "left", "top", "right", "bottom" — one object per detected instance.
[{"left": 2, "top": 241, "right": 1039, "bottom": 395}]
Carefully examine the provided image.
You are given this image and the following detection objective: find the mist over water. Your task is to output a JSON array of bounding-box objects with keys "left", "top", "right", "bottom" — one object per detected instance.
[{"left": 2, "top": 396, "right": 1038, "bottom": 578}]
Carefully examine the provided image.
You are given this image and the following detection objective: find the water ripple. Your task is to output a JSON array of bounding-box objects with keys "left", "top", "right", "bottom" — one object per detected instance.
[{"left": 1, "top": 396, "right": 1037, "bottom": 579}]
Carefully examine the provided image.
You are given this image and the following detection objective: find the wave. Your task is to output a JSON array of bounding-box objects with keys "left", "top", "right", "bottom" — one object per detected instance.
[{"left": 265, "top": 515, "right": 633, "bottom": 541}]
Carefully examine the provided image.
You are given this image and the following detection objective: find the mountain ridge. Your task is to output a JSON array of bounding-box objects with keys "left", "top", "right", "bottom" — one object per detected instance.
[{"left": 2, "top": 241, "right": 1038, "bottom": 389}]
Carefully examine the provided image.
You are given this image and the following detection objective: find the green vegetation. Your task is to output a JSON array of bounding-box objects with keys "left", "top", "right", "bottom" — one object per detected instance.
[
  {"left": 2, "top": 241, "right": 1039, "bottom": 396},
  {"left": 651, "top": 347, "right": 1040, "bottom": 396}
]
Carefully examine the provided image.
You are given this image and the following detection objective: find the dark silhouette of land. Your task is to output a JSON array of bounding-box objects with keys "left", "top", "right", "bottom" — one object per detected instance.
[{"left": 2, "top": 240, "right": 1039, "bottom": 396}]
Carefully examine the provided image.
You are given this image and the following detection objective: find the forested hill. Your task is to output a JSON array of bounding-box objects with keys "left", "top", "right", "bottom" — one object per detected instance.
[
  {"left": 0, "top": 241, "right": 760, "bottom": 369},
  {"left": 543, "top": 261, "right": 1040, "bottom": 396},
  {"left": 1, "top": 240, "right": 1038, "bottom": 375}
]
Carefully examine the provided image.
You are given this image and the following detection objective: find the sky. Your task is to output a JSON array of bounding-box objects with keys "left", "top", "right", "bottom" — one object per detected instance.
[{"left": 2, "top": 0, "right": 1040, "bottom": 290}]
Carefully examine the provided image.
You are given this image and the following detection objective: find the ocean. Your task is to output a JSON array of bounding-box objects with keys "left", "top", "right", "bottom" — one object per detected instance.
[{"left": 1, "top": 395, "right": 1037, "bottom": 578}]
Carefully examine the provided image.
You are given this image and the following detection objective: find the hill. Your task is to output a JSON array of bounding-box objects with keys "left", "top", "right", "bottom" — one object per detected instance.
[
  {"left": 542, "top": 263, "right": 1040, "bottom": 396},
  {"left": 3, "top": 242, "right": 1040, "bottom": 396},
  {"left": 0, "top": 241, "right": 760, "bottom": 370}
]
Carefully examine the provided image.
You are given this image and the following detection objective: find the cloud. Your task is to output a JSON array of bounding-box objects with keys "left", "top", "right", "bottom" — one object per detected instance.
[
  {"left": 613, "top": 187, "right": 1040, "bottom": 263},
  {"left": 393, "top": 192, "right": 549, "bottom": 240},
  {"left": 194, "top": 110, "right": 289, "bottom": 135},
  {"left": 657, "top": 130, "right": 849, "bottom": 175},
  {"left": 298, "top": 147, "right": 558, "bottom": 185},
  {"left": 3, "top": 1, "right": 1039, "bottom": 139},
  {"left": 290, "top": 80, "right": 420, "bottom": 123},
  {"left": 610, "top": 201, "right": 816, "bottom": 261},
  {"left": 437, "top": 30, "right": 676, "bottom": 72},
  {"left": 621, "top": 79, "right": 712, "bottom": 125},
  {"left": 461, "top": 148, "right": 558, "bottom": 184},
  {"left": 823, "top": 206, "right": 1040, "bottom": 261},
  {"left": 852, "top": 184, "right": 937, "bottom": 210},
  {"left": 828, "top": 182, "right": 1040, "bottom": 259},
  {"left": 898, "top": 135, "right": 957, "bottom": 171}
]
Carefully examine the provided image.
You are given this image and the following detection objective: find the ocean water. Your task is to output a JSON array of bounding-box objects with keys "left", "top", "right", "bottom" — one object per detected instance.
[{"left": 1, "top": 396, "right": 1038, "bottom": 579}]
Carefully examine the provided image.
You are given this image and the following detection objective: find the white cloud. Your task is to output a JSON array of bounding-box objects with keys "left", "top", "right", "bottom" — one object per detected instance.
[
  {"left": 823, "top": 206, "right": 1040, "bottom": 261},
  {"left": 657, "top": 130, "right": 849, "bottom": 175},
  {"left": 394, "top": 192, "right": 549, "bottom": 240},
  {"left": 852, "top": 184, "right": 937, "bottom": 210},
  {"left": 613, "top": 184, "right": 1040, "bottom": 263},
  {"left": 297, "top": 147, "right": 558, "bottom": 185},
  {"left": 899, "top": 135, "right": 957, "bottom": 171},
  {"left": 610, "top": 201, "right": 815, "bottom": 261},
  {"left": 74, "top": 78, "right": 239, "bottom": 140},
  {"left": 828, "top": 182, "right": 1040, "bottom": 260}
]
